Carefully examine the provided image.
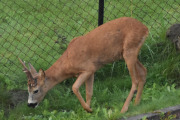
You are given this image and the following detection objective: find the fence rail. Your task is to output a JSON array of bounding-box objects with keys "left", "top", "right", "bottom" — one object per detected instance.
[{"left": 0, "top": 0, "right": 179, "bottom": 88}]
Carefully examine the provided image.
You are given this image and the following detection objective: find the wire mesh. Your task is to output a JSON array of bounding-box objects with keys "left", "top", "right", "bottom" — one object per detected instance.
[{"left": 0, "top": 0, "right": 179, "bottom": 88}]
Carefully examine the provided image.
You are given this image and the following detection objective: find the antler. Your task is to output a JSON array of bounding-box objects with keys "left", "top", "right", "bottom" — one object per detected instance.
[
  {"left": 18, "top": 58, "right": 37, "bottom": 87},
  {"left": 29, "top": 63, "right": 37, "bottom": 75},
  {"left": 18, "top": 58, "right": 29, "bottom": 72}
]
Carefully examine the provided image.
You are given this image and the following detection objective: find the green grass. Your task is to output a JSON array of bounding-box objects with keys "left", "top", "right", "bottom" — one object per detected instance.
[
  {"left": 1, "top": 78, "right": 180, "bottom": 120},
  {"left": 0, "top": 0, "right": 180, "bottom": 120}
]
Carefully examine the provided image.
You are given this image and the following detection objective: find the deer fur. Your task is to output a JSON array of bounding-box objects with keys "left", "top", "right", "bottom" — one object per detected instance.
[{"left": 19, "top": 17, "right": 148, "bottom": 113}]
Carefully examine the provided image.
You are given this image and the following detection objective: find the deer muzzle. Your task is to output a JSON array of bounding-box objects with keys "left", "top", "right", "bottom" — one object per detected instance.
[{"left": 27, "top": 103, "right": 38, "bottom": 108}]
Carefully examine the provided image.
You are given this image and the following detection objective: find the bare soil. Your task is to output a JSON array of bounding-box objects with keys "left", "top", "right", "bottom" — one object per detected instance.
[{"left": 8, "top": 89, "right": 28, "bottom": 107}]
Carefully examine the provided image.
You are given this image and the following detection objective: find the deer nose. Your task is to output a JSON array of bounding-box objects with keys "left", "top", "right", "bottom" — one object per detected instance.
[{"left": 27, "top": 103, "right": 38, "bottom": 108}]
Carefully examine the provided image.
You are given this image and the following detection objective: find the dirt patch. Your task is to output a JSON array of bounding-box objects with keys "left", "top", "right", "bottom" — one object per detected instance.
[
  {"left": 0, "top": 89, "right": 28, "bottom": 117},
  {"left": 8, "top": 89, "right": 28, "bottom": 107}
]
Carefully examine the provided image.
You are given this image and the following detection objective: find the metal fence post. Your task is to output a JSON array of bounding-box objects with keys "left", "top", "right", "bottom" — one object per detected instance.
[{"left": 98, "top": 0, "right": 104, "bottom": 26}]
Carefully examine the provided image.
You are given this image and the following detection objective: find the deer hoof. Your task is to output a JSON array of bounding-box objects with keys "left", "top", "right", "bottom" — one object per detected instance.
[
  {"left": 86, "top": 108, "right": 93, "bottom": 113},
  {"left": 84, "top": 104, "right": 93, "bottom": 113},
  {"left": 134, "top": 101, "right": 140, "bottom": 106}
]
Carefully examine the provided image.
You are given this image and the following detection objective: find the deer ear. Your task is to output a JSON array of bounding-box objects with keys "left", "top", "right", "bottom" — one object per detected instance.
[{"left": 39, "top": 69, "right": 45, "bottom": 78}]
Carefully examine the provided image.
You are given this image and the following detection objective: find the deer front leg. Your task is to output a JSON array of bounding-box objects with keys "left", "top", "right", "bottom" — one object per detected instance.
[
  {"left": 85, "top": 74, "right": 94, "bottom": 107},
  {"left": 72, "top": 72, "right": 93, "bottom": 112}
]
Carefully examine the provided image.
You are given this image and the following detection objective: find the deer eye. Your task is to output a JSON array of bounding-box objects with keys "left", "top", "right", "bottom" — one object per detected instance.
[{"left": 33, "top": 90, "right": 39, "bottom": 94}]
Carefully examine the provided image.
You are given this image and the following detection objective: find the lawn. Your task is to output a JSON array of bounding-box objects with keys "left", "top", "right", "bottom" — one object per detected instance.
[{"left": 0, "top": 0, "right": 180, "bottom": 120}]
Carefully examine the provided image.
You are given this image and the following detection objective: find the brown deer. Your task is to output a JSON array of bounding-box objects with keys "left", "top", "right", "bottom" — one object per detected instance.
[{"left": 19, "top": 17, "right": 148, "bottom": 113}]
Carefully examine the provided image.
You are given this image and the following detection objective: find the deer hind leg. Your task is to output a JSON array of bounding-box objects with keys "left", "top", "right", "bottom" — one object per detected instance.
[
  {"left": 121, "top": 51, "right": 139, "bottom": 113},
  {"left": 86, "top": 74, "right": 94, "bottom": 107},
  {"left": 72, "top": 72, "right": 93, "bottom": 112},
  {"left": 134, "top": 60, "right": 147, "bottom": 105}
]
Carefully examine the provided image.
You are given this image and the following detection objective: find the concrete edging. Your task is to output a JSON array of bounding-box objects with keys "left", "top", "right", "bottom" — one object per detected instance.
[{"left": 121, "top": 105, "right": 180, "bottom": 120}]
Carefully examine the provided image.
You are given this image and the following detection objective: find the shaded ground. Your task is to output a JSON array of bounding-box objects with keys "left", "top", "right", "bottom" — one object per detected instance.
[
  {"left": 8, "top": 90, "right": 28, "bottom": 107},
  {"left": 0, "top": 89, "right": 28, "bottom": 116}
]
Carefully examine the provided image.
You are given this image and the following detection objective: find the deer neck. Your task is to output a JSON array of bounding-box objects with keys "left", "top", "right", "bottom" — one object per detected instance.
[{"left": 43, "top": 54, "right": 71, "bottom": 91}]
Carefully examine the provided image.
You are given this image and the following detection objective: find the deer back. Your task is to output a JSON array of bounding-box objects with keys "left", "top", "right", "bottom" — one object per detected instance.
[{"left": 62, "top": 17, "right": 148, "bottom": 73}]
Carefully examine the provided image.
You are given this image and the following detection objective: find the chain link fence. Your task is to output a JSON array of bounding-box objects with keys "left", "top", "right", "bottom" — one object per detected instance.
[
  {"left": 104, "top": 0, "right": 179, "bottom": 36},
  {"left": 0, "top": 0, "right": 179, "bottom": 88}
]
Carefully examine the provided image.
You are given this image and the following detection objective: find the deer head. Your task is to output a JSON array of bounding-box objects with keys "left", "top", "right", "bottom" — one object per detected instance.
[{"left": 19, "top": 58, "right": 47, "bottom": 108}]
